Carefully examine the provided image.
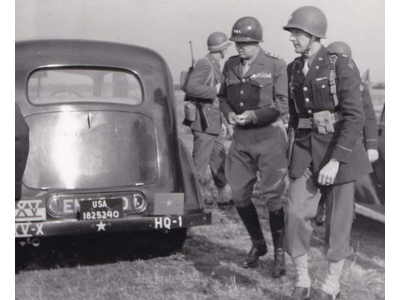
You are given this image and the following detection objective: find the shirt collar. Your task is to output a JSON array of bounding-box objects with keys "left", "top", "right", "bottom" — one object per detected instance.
[{"left": 306, "top": 45, "right": 322, "bottom": 66}]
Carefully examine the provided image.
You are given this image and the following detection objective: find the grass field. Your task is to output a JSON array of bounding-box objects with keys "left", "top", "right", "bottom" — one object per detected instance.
[{"left": 15, "top": 90, "right": 385, "bottom": 300}]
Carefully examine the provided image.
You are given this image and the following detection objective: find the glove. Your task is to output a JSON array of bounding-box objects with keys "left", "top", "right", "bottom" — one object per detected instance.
[{"left": 367, "top": 149, "right": 379, "bottom": 163}]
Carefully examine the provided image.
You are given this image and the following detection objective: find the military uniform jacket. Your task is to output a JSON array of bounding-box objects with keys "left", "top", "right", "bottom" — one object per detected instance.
[
  {"left": 219, "top": 48, "right": 288, "bottom": 125},
  {"left": 15, "top": 103, "right": 29, "bottom": 199},
  {"left": 185, "top": 54, "right": 223, "bottom": 135},
  {"left": 287, "top": 46, "right": 372, "bottom": 184},
  {"left": 361, "top": 83, "right": 379, "bottom": 150}
]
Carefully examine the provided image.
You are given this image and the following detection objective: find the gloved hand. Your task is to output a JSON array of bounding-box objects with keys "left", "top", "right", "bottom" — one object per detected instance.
[
  {"left": 367, "top": 149, "right": 379, "bottom": 163},
  {"left": 236, "top": 110, "right": 257, "bottom": 125}
]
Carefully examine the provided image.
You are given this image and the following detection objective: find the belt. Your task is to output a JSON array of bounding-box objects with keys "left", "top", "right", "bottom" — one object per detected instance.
[
  {"left": 297, "top": 111, "right": 343, "bottom": 129},
  {"left": 236, "top": 123, "right": 266, "bottom": 130},
  {"left": 236, "top": 118, "right": 284, "bottom": 130}
]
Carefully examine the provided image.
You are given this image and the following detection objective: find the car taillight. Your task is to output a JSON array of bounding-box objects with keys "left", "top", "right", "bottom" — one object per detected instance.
[
  {"left": 132, "top": 193, "right": 147, "bottom": 213},
  {"left": 47, "top": 195, "right": 61, "bottom": 216}
]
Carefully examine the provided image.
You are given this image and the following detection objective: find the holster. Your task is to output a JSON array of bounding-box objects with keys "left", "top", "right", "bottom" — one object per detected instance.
[
  {"left": 287, "top": 127, "right": 295, "bottom": 166},
  {"left": 315, "top": 197, "right": 326, "bottom": 227},
  {"left": 196, "top": 102, "right": 210, "bottom": 130}
]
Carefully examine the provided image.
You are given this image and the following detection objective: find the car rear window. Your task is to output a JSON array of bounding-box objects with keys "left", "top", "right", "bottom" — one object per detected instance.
[
  {"left": 23, "top": 111, "right": 158, "bottom": 189},
  {"left": 28, "top": 68, "right": 142, "bottom": 105}
]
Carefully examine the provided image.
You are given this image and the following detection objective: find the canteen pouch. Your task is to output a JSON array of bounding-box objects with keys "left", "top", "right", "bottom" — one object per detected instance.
[
  {"left": 313, "top": 110, "right": 335, "bottom": 135},
  {"left": 183, "top": 101, "right": 196, "bottom": 126}
]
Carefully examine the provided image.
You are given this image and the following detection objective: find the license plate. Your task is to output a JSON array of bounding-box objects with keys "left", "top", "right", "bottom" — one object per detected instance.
[{"left": 79, "top": 198, "right": 123, "bottom": 220}]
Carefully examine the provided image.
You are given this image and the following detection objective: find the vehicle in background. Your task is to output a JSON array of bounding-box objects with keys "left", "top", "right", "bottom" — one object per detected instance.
[
  {"left": 15, "top": 39, "right": 211, "bottom": 253},
  {"left": 354, "top": 101, "right": 385, "bottom": 223}
]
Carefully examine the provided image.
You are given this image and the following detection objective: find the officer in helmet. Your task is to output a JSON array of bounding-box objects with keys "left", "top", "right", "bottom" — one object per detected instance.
[
  {"left": 219, "top": 16, "right": 288, "bottom": 278},
  {"left": 283, "top": 6, "right": 372, "bottom": 300},
  {"left": 327, "top": 41, "right": 379, "bottom": 164},
  {"left": 185, "top": 32, "right": 233, "bottom": 207}
]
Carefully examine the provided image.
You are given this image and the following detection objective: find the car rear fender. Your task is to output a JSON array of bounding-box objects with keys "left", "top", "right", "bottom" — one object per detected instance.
[{"left": 178, "top": 139, "right": 204, "bottom": 211}]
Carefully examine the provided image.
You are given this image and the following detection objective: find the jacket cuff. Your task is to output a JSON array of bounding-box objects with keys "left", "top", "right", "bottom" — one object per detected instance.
[
  {"left": 365, "top": 139, "right": 378, "bottom": 150},
  {"left": 220, "top": 100, "right": 234, "bottom": 119},
  {"left": 331, "top": 144, "right": 354, "bottom": 163}
]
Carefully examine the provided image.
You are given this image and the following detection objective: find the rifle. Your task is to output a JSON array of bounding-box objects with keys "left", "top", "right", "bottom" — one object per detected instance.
[{"left": 189, "top": 41, "right": 195, "bottom": 67}]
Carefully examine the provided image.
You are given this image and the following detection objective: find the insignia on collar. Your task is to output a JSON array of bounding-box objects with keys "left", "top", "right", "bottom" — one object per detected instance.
[
  {"left": 360, "top": 83, "right": 364, "bottom": 91},
  {"left": 265, "top": 52, "right": 282, "bottom": 59},
  {"left": 251, "top": 72, "right": 272, "bottom": 79}
]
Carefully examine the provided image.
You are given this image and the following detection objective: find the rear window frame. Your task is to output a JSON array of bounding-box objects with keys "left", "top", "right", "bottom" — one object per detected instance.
[{"left": 26, "top": 66, "right": 144, "bottom": 106}]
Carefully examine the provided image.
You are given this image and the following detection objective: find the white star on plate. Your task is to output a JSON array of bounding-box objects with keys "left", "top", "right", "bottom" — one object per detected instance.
[
  {"left": 166, "top": 200, "right": 173, "bottom": 206},
  {"left": 96, "top": 221, "right": 107, "bottom": 231}
]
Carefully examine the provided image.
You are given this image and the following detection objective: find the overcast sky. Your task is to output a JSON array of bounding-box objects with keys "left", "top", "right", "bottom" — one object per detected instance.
[{"left": 15, "top": 0, "right": 385, "bottom": 82}]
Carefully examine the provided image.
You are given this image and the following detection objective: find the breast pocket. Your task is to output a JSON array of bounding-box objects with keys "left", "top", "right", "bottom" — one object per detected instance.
[
  {"left": 248, "top": 78, "right": 273, "bottom": 105},
  {"left": 250, "top": 78, "right": 272, "bottom": 89},
  {"left": 226, "top": 78, "right": 241, "bottom": 99},
  {"left": 312, "top": 78, "right": 332, "bottom": 110}
]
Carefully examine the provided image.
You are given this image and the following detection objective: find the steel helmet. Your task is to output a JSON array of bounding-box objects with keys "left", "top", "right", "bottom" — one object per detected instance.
[
  {"left": 207, "top": 32, "right": 232, "bottom": 52},
  {"left": 230, "top": 16, "right": 263, "bottom": 43},
  {"left": 283, "top": 6, "right": 328, "bottom": 39},
  {"left": 327, "top": 41, "right": 352, "bottom": 58}
]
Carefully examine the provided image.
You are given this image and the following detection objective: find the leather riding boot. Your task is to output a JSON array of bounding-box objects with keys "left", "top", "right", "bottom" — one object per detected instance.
[
  {"left": 236, "top": 202, "right": 267, "bottom": 268},
  {"left": 269, "top": 208, "right": 286, "bottom": 277}
]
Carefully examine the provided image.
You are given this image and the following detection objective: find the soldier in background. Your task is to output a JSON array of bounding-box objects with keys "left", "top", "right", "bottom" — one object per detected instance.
[
  {"left": 327, "top": 41, "right": 379, "bottom": 164},
  {"left": 283, "top": 7, "right": 373, "bottom": 300},
  {"left": 219, "top": 17, "right": 288, "bottom": 278},
  {"left": 185, "top": 32, "right": 233, "bottom": 208},
  {"left": 15, "top": 103, "right": 29, "bottom": 199}
]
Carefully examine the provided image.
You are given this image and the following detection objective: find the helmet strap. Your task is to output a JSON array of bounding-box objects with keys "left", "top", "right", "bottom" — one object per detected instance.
[{"left": 303, "top": 36, "right": 316, "bottom": 58}]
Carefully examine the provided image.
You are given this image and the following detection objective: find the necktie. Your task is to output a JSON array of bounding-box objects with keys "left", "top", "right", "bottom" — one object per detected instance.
[
  {"left": 242, "top": 60, "right": 251, "bottom": 76},
  {"left": 302, "top": 57, "right": 309, "bottom": 76}
]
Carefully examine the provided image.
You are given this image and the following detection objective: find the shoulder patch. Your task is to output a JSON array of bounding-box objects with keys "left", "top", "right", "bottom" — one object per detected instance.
[{"left": 265, "top": 52, "right": 282, "bottom": 60}]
